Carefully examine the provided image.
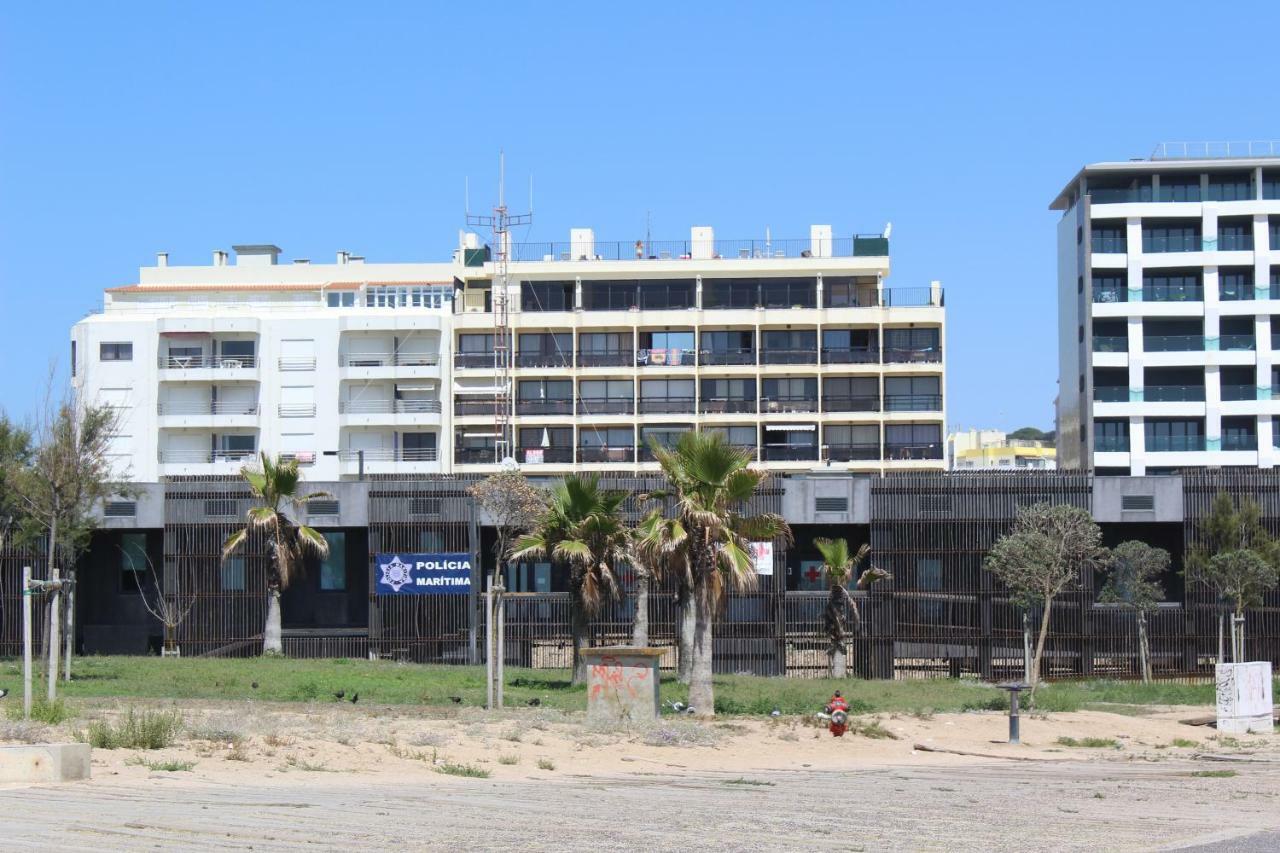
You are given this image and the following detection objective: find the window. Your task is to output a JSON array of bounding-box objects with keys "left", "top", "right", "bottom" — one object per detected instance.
[
  {"left": 883, "top": 327, "right": 941, "bottom": 361},
  {"left": 1143, "top": 270, "right": 1202, "bottom": 301},
  {"left": 579, "top": 379, "right": 632, "bottom": 399},
  {"left": 218, "top": 434, "right": 256, "bottom": 458},
  {"left": 100, "top": 342, "right": 133, "bottom": 361},
  {"left": 638, "top": 331, "right": 695, "bottom": 365},
  {"left": 701, "top": 330, "right": 754, "bottom": 353},
  {"left": 1207, "top": 172, "right": 1253, "bottom": 202},
  {"left": 519, "top": 426, "right": 572, "bottom": 449},
  {"left": 1221, "top": 416, "right": 1257, "bottom": 451},
  {"left": 1144, "top": 419, "right": 1204, "bottom": 451},
  {"left": 1092, "top": 272, "right": 1128, "bottom": 303},
  {"left": 521, "top": 281, "right": 574, "bottom": 311},
  {"left": 365, "top": 285, "right": 452, "bottom": 308},
  {"left": 760, "top": 277, "right": 816, "bottom": 308},
  {"left": 1091, "top": 223, "right": 1126, "bottom": 253},
  {"left": 640, "top": 424, "right": 691, "bottom": 455},
  {"left": 825, "top": 423, "right": 878, "bottom": 449},
  {"left": 121, "top": 533, "right": 147, "bottom": 593},
  {"left": 1093, "top": 419, "right": 1129, "bottom": 452},
  {"left": 1142, "top": 221, "right": 1201, "bottom": 253},
  {"left": 320, "top": 532, "right": 346, "bottom": 591},
  {"left": 71, "top": 341, "right": 77, "bottom": 376},
  {"left": 1217, "top": 219, "right": 1254, "bottom": 251},
  {"left": 703, "top": 278, "right": 759, "bottom": 309},
  {"left": 700, "top": 377, "right": 754, "bottom": 399},
  {"left": 704, "top": 425, "right": 756, "bottom": 447},
  {"left": 639, "top": 280, "right": 695, "bottom": 310},
  {"left": 579, "top": 332, "right": 630, "bottom": 353},
  {"left": 326, "top": 291, "right": 356, "bottom": 307},
  {"left": 579, "top": 426, "right": 633, "bottom": 447},
  {"left": 517, "top": 379, "right": 573, "bottom": 400},
  {"left": 221, "top": 556, "right": 246, "bottom": 591},
  {"left": 823, "top": 276, "right": 878, "bottom": 308},
  {"left": 1220, "top": 268, "right": 1254, "bottom": 301},
  {"left": 640, "top": 378, "right": 695, "bottom": 412},
  {"left": 220, "top": 340, "right": 255, "bottom": 361},
  {"left": 823, "top": 376, "right": 878, "bottom": 410},
  {"left": 884, "top": 376, "right": 940, "bottom": 410},
  {"left": 1156, "top": 175, "right": 1201, "bottom": 202},
  {"left": 1264, "top": 171, "right": 1280, "bottom": 200},
  {"left": 401, "top": 432, "right": 437, "bottom": 460},
  {"left": 583, "top": 281, "right": 639, "bottom": 311},
  {"left": 885, "top": 423, "right": 943, "bottom": 457}
]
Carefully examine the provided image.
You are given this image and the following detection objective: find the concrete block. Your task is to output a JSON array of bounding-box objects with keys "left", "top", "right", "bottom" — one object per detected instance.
[
  {"left": 581, "top": 647, "right": 663, "bottom": 726},
  {"left": 1216, "top": 662, "right": 1274, "bottom": 734},
  {"left": 0, "top": 743, "right": 92, "bottom": 783}
]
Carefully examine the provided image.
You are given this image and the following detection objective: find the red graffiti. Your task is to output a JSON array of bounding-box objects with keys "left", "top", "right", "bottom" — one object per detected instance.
[{"left": 589, "top": 657, "right": 650, "bottom": 701}]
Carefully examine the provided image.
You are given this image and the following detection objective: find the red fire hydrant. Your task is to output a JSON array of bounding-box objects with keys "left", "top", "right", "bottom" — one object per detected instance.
[{"left": 826, "top": 691, "right": 850, "bottom": 737}]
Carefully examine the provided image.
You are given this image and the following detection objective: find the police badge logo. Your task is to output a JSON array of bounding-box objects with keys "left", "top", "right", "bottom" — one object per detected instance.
[{"left": 379, "top": 555, "right": 414, "bottom": 592}]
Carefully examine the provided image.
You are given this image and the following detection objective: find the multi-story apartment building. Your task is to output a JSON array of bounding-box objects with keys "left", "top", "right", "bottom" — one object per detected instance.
[
  {"left": 71, "top": 224, "right": 945, "bottom": 481},
  {"left": 1052, "top": 145, "right": 1280, "bottom": 475}
]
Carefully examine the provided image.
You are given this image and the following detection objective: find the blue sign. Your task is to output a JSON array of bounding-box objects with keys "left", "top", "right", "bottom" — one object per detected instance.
[{"left": 375, "top": 553, "right": 473, "bottom": 595}]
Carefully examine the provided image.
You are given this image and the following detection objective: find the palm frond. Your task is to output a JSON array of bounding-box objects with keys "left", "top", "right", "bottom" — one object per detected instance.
[
  {"left": 295, "top": 524, "right": 330, "bottom": 558},
  {"left": 221, "top": 528, "right": 248, "bottom": 560}
]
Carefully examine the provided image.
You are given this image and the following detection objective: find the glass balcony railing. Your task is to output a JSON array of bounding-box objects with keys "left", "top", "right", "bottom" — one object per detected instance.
[
  {"left": 1092, "top": 336, "right": 1129, "bottom": 353},
  {"left": 638, "top": 397, "right": 696, "bottom": 414},
  {"left": 884, "top": 443, "right": 944, "bottom": 460},
  {"left": 1220, "top": 384, "right": 1257, "bottom": 401},
  {"left": 576, "top": 398, "right": 633, "bottom": 415},
  {"left": 517, "top": 447, "right": 574, "bottom": 464},
  {"left": 1143, "top": 335, "right": 1204, "bottom": 352},
  {"left": 515, "top": 352, "right": 573, "bottom": 368},
  {"left": 884, "top": 394, "right": 943, "bottom": 412},
  {"left": 883, "top": 347, "right": 943, "bottom": 364},
  {"left": 1144, "top": 385, "right": 1206, "bottom": 402},
  {"left": 761, "top": 445, "right": 819, "bottom": 461},
  {"left": 453, "top": 397, "right": 506, "bottom": 416},
  {"left": 515, "top": 399, "right": 574, "bottom": 416},
  {"left": 453, "top": 447, "right": 496, "bottom": 464},
  {"left": 1093, "top": 435, "right": 1131, "bottom": 452},
  {"left": 1093, "top": 386, "right": 1129, "bottom": 402},
  {"left": 760, "top": 396, "right": 819, "bottom": 413},
  {"left": 578, "top": 446, "right": 635, "bottom": 463},
  {"left": 1142, "top": 233, "right": 1203, "bottom": 253},
  {"left": 1090, "top": 187, "right": 1147, "bottom": 204},
  {"left": 821, "top": 347, "right": 880, "bottom": 364},
  {"left": 455, "top": 352, "right": 506, "bottom": 369},
  {"left": 1222, "top": 434, "right": 1258, "bottom": 451},
  {"left": 1091, "top": 236, "right": 1127, "bottom": 253},
  {"left": 823, "top": 444, "right": 880, "bottom": 462},
  {"left": 576, "top": 350, "right": 633, "bottom": 368},
  {"left": 821, "top": 395, "right": 880, "bottom": 413},
  {"left": 698, "top": 348, "right": 756, "bottom": 366},
  {"left": 1145, "top": 435, "right": 1206, "bottom": 452},
  {"left": 1214, "top": 233, "right": 1254, "bottom": 251},
  {"left": 699, "top": 398, "right": 757, "bottom": 414},
  {"left": 759, "top": 349, "right": 818, "bottom": 365},
  {"left": 1220, "top": 334, "right": 1257, "bottom": 351},
  {"left": 1143, "top": 286, "right": 1203, "bottom": 302}
]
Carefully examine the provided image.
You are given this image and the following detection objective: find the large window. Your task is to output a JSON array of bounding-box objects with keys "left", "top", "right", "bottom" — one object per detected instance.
[
  {"left": 703, "top": 277, "right": 815, "bottom": 309},
  {"left": 638, "top": 331, "right": 694, "bottom": 365},
  {"left": 578, "top": 379, "right": 633, "bottom": 415},
  {"left": 885, "top": 376, "right": 940, "bottom": 411},
  {"left": 639, "top": 424, "right": 691, "bottom": 458},
  {"left": 762, "top": 377, "right": 817, "bottom": 412},
  {"left": 1092, "top": 272, "right": 1128, "bottom": 303},
  {"left": 1220, "top": 268, "right": 1254, "bottom": 301},
  {"left": 1093, "top": 419, "right": 1129, "bottom": 452},
  {"left": 639, "top": 378, "right": 695, "bottom": 413},
  {"left": 1217, "top": 218, "right": 1254, "bottom": 251},
  {"left": 517, "top": 379, "right": 573, "bottom": 415},
  {"left": 583, "top": 281, "right": 639, "bottom": 311},
  {"left": 121, "top": 532, "right": 148, "bottom": 593},
  {"left": 699, "top": 331, "right": 754, "bottom": 364},
  {"left": 1221, "top": 416, "right": 1257, "bottom": 451},
  {"left": 320, "top": 532, "right": 346, "bottom": 591},
  {"left": 703, "top": 425, "right": 757, "bottom": 448},
  {"left": 520, "top": 281, "right": 574, "bottom": 312},
  {"left": 700, "top": 378, "right": 755, "bottom": 413},
  {"left": 326, "top": 291, "right": 356, "bottom": 307},
  {"left": 1143, "top": 270, "right": 1202, "bottom": 302},
  {"left": 760, "top": 330, "right": 817, "bottom": 364},
  {"left": 100, "top": 342, "right": 133, "bottom": 361},
  {"left": 221, "top": 556, "right": 246, "bottom": 591},
  {"left": 824, "top": 424, "right": 879, "bottom": 461},
  {"left": 823, "top": 376, "right": 878, "bottom": 411},
  {"left": 517, "top": 332, "right": 572, "bottom": 367},
  {"left": 401, "top": 432, "right": 437, "bottom": 461},
  {"left": 1142, "top": 221, "right": 1201, "bottom": 253},
  {"left": 823, "top": 276, "right": 878, "bottom": 308},
  {"left": 1156, "top": 175, "right": 1201, "bottom": 202},
  {"left": 1144, "top": 419, "right": 1204, "bottom": 452},
  {"left": 885, "top": 423, "right": 943, "bottom": 459},
  {"left": 518, "top": 426, "right": 573, "bottom": 464},
  {"left": 1091, "top": 222, "right": 1127, "bottom": 253},
  {"left": 583, "top": 279, "right": 694, "bottom": 310},
  {"left": 1207, "top": 172, "right": 1254, "bottom": 201},
  {"left": 883, "top": 328, "right": 941, "bottom": 362}
]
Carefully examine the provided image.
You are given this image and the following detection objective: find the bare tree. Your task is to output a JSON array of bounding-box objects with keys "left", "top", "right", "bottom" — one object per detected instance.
[
  {"left": 467, "top": 470, "right": 548, "bottom": 588},
  {"left": 1098, "top": 541, "right": 1168, "bottom": 682},
  {"left": 127, "top": 547, "right": 197, "bottom": 657},
  {"left": 985, "top": 503, "right": 1109, "bottom": 690}
]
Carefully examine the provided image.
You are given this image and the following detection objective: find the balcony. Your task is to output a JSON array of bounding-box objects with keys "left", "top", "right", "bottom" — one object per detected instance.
[
  {"left": 516, "top": 352, "right": 573, "bottom": 368},
  {"left": 1215, "top": 233, "right": 1254, "bottom": 251},
  {"left": 1221, "top": 334, "right": 1256, "bottom": 351},
  {"left": 577, "top": 350, "right": 633, "bottom": 368},
  {"left": 1093, "top": 287, "right": 1128, "bottom": 304},
  {"left": 157, "top": 401, "right": 258, "bottom": 416},
  {"left": 1221, "top": 384, "right": 1257, "bottom": 401},
  {"left": 821, "top": 395, "right": 880, "bottom": 413},
  {"left": 885, "top": 442, "right": 944, "bottom": 460},
  {"left": 637, "top": 348, "right": 694, "bottom": 367},
  {"left": 1090, "top": 187, "right": 1146, "bottom": 204},
  {"left": 1143, "top": 335, "right": 1204, "bottom": 352},
  {"left": 159, "top": 449, "right": 256, "bottom": 464},
  {"left": 1092, "top": 336, "right": 1128, "bottom": 353},
  {"left": 509, "top": 235, "right": 884, "bottom": 262},
  {"left": 1146, "top": 435, "right": 1206, "bottom": 452},
  {"left": 1142, "top": 286, "right": 1203, "bottom": 303},
  {"left": 1142, "top": 233, "right": 1202, "bottom": 253},
  {"left": 1091, "top": 235, "right": 1127, "bottom": 253},
  {"left": 1094, "top": 386, "right": 1129, "bottom": 402},
  {"left": 759, "top": 349, "right": 818, "bottom": 366},
  {"left": 278, "top": 356, "right": 317, "bottom": 370},
  {"left": 638, "top": 397, "right": 696, "bottom": 415},
  {"left": 517, "top": 447, "right": 574, "bottom": 464},
  {"left": 883, "top": 347, "right": 942, "bottom": 364},
  {"left": 453, "top": 447, "right": 496, "bottom": 464},
  {"left": 880, "top": 287, "right": 943, "bottom": 307},
  {"left": 761, "top": 396, "right": 819, "bottom": 414},
  {"left": 884, "top": 394, "right": 943, "bottom": 412},
  {"left": 821, "top": 348, "right": 879, "bottom": 364},
  {"left": 1222, "top": 434, "right": 1258, "bottom": 451},
  {"left": 578, "top": 446, "right": 635, "bottom": 464},
  {"left": 577, "top": 398, "right": 634, "bottom": 416},
  {"left": 761, "top": 445, "right": 819, "bottom": 462},
  {"left": 516, "top": 399, "right": 574, "bottom": 416},
  {"left": 699, "top": 398, "right": 757, "bottom": 414},
  {"left": 339, "top": 352, "right": 440, "bottom": 368},
  {"left": 339, "top": 400, "right": 444, "bottom": 414},
  {"left": 824, "top": 443, "right": 880, "bottom": 462},
  {"left": 698, "top": 348, "right": 756, "bottom": 366},
  {"left": 453, "top": 397, "right": 506, "bottom": 416},
  {"left": 1094, "top": 435, "right": 1130, "bottom": 452},
  {"left": 158, "top": 354, "right": 257, "bottom": 370},
  {"left": 455, "top": 353, "right": 507, "bottom": 369},
  {"left": 1145, "top": 385, "right": 1206, "bottom": 402}
]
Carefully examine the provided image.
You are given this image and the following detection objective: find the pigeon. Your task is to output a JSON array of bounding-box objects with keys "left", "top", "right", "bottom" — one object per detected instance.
[
  {"left": 448, "top": 696, "right": 463, "bottom": 704},
  {"left": 770, "top": 708, "right": 781, "bottom": 717},
  {"left": 333, "top": 691, "right": 345, "bottom": 700},
  {"left": 527, "top": 697, "right": 541, "bottom": 707},
  {"left": 350, "top": 693, "right": 359, "bottom": 704},
  {"left": 0, "top": 688, "right": 8, "bottom": 700},
  {"left": 251, "top": 681, "right": 259, "bottom": 690}
]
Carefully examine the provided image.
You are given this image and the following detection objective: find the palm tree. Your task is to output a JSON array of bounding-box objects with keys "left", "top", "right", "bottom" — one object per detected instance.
[
  {"left": 634, "top": 506, "right": 690, "bottom": 664},
  {"left": 510, "top": 475, "right": 630, "bottom": 685},
  {"left": 813, "top": 537, "right": 890, "bottom": 678},
  {"left": 222, "top": 452, "right": 331, "bottom": 656},
  {"left": 650, "top": 432, "right": 791, "bottom": 715}
]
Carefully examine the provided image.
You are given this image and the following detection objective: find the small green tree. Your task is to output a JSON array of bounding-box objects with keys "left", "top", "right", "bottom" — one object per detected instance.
[
  {"left": 984, "top": 503, "right": 1109, "bottom": 689},
  {"left": 1098, "top": 541, "right": 1168, "bottom": 682},
  {"left": 1186, "top": 493, "right": 1280, "bottom": 662},
  {"left": 0, "top": 413, "right": 33, "bottom": 548},
  {"left": 812, "top": 538, "right": 890, "bottom": 678},
  {"left": 468, "top": 470, "right": 548, "bottom": 589}
]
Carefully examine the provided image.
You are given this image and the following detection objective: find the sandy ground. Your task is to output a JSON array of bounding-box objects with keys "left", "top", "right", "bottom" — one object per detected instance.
[{"left": 3, "top": 700, "right": 1280, "bottom": 851}]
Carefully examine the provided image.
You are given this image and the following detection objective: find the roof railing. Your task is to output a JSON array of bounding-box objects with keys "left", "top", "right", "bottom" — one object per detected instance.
[{"left": 1151, "top": 141, "right": 1280, "bottom": 160}]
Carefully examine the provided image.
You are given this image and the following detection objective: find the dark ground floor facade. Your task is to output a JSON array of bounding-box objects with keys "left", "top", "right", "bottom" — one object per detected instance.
[{"left": 2, "top": 470, "right": 1278, "bottom": 679}]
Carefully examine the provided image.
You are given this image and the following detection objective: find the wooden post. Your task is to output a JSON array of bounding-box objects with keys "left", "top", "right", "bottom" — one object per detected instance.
[
  {"left": 22, "top": 566, "right": 32, "bottom": 719},
  {"left": 47, "top": 567, "right": 60, "bottom": 703},
  {"left": 485, "top": 585, "right": 494, "bottom": 710},
  {"left": 64, "top": 569, "right": 75, "bottom": 682},
  {"left": 496, "top": 584, "right": 505, "bottom": 708}
]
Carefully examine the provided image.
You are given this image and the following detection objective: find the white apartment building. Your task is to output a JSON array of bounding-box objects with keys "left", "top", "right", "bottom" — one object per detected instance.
[
  {"left": 1052, "top": 145, "right": 1280, "bottom": 475},
  {"left": 71, "top": 225, "right": 946, "bottom": 482}
]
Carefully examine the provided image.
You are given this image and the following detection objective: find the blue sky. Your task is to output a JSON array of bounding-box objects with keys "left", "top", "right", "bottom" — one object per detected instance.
[{"left": 1, "top": 1, "right": 1275, "bottom": 430}]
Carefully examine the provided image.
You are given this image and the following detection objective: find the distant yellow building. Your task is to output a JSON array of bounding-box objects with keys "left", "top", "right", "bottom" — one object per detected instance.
[{"left": 947, "top": 429, "right": 1057, "bottom": 470}]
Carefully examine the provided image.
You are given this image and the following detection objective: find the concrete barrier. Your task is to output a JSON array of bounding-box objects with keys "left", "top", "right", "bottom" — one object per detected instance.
[
  {"left": 0, "top": 743, "right": 92, "bottom": 783},
  {"left": 581, "top": 647, "right": 663, "bottom": 726}
]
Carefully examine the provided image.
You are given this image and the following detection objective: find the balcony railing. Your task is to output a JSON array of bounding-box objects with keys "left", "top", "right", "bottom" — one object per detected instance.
[
  {"left": 1220, "top": 384, "right": 1257, "bottom": 401},
  {"left": 1093, "top": 287, "right": 1128, "bottom": 304},
  {"left": 1091, "top": 235, "right": 1127, "bottom": 253},
  {"left": 821, "top": 348, "right": 879, "bottom": 364},
  {"left": 823, "top": 443, "right": 880, "bottom": 461},
  {"left": 1143, "top": 335, "right": 1204, "bottom": 352},
  {"left": 636, "top": 348, "right": 695, "bottom": 367},
  {"left": 508, "top": 236, "right": 884, "bottom": 262},
  {"left": 883, "top": 347, "right": 943, "bottom": 364},
  {"left": 157, "top": 401, "right": 259, "bottom": 416},
  {"left": 884, "top": 394, "right": 943, "bottom": 412},
  {"left": 516, "top": 399, "right": 574, "bottom": 416},
  {"left": 339, "top": 352, "right": 440, "bottom": 367},
  {"left": 338, "top": 448, "right": 440, "bottom": 462},
  {"left": 880, "top": 287, "right": 942, "bottom": 307},
  {"left": 885, "top": 443, "right": 944, "bottom": 460},
  {"left": 1220, "top": 334, "right": 1256, "bottom": 351},
  {"left": 1142, "top": 233, "right": 1202, "bottom": 253},
  {"left": 278, "top": 404, "right": 317, "bottom": 418},
  {"left": 159, "top": 449, "right": 256, "bottom": 463},
  {"left": 454, "top": 353, "right": 507, "bottom": 369},
  {"left": 760, "top": 349, "right": 818, "bottom": 365},
  {"left": 278, "top": 357, "right": 317, "bottom": 370},
  {"left": 453, "top": 397, "right": 507, "bottom": 416},
  {"left": 517, "top": 447, "right": 575, "bottom": 464},
  {"left": 158, "top": 354, "right": 257, "bottom": 369},
  {"left": 1093, "top": 435, "right": 1130, "bottom": 452},
  {"left": 1143, "top": 286, "right": 1203, "bottom": 303},
  {"left": 638, "top": 397, "right": 696, "bottom": 414},
  {"left": 761, "top": 445, "right": 819, "bottom": 461},
  {"left": 339, "top": 399, "right": 444, "bottom": 414},
  {"left": 821, "top": 395, "right": 880, "bottom": 413},
  {"left": 1146, "top": 435, "right": 1206, "bottom": 452},
  {"left": 699, "top": 398, "right": 757, "bottom": 414},
  {"left": 578, "top": 446, "right": 635, "bottom": 463},
  {"left": 577, "top": 350, "right": 633, "bottom": 368},
  {"left": 698, "top": 348, "right": 756, "bottom": 366},
  {"left": 1222, "top": 434, "right": 1258, "bottom": 451},
  {"left": 516, "top": 352, "right": 573, "bottom": 368},
  {"left": 1094, "top": 386, "right": 1129, "bottom": 402},
  {"left": 453, "top": 447, "right": 496, "bottom": 464},
  {"left": 1215, "top": 233, "right": 1254, "bottom": 251},
  {"left": 577, "top": 398, "right": 634, "bottom": 416},
  {"left": 1092, "top": 336, "right": 1128, "bottom": 353},
  {"left": 1145, "top": 385, "right": 1206, "bottom": 402},
  {"left": 761, "top": 396, "right": 819, "bottom": 413}
]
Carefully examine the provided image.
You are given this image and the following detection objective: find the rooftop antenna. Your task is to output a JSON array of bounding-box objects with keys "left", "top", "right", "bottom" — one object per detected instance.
[{"left": 466, "top": 151, "right": 532, "bottom": 465}]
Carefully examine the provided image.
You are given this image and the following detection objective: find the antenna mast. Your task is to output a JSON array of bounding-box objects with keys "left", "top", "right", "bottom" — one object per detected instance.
[{"left": 466, "top": 152, "right": 532, "bottom": 464}]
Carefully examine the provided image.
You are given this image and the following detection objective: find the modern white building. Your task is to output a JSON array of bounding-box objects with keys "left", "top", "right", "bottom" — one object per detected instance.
[
  {"left": 1052, "top": 145, "right": 1280, "bottom": 475},
  {"left": 71, "top": 225, "right": 946, "bottom": 482}
]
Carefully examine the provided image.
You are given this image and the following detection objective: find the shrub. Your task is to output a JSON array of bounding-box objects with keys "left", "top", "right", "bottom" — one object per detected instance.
[
  {"left": 497, "top": 753, "right": 520, "bottom": 765},
  {"left": 1056, "top": 736, "right": 1120, "bottom": 749},
  {"left": 8, "top": 699, "right": 71, "bottom": 725},
  {"left": 84, "top": 708, "right": 183, "bottom": 749},
  {"left": 435, "top": 762, "right": 490, "bottom": 778},
  {"left": 536, "top": 758, "right": 556, "bottom": 771}
]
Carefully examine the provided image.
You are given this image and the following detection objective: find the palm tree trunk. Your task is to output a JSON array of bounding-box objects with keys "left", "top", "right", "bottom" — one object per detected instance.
[
  {"left": 569, "top": 598, "right": 588, "bottom": 686},
  {"left": 826, "top": 586, "right": 846, "bottom": 678},
  {"left": 631, "top": 568, "right": 650, "bottom": 648},
  {"left": 263, "top": 586, "right": 283, "bottom": 655},
  {"left": 1137, "top": 609, "right": 1151, "bottom": 683},
  {"left": 688, "top": 582, "right": 715, "bottom": 716},
  {"left": 676, "top": 580, "right": 694, "bottom": 683}
]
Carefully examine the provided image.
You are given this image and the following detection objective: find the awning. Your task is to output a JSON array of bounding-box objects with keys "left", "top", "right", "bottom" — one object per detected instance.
[{"left": 764, "top": 424, "right": 817, "bottom": 432}]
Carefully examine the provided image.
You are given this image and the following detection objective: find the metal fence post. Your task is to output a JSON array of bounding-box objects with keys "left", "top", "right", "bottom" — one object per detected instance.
[{"left": 22, "top": 566, "right": 32, "bottom": 719}]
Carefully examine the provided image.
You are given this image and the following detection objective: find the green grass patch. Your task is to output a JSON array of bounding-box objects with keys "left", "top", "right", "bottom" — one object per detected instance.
[
  {"left": 435, "top": 761, "right": 490, "bottom": 778},
  {"left": 1172, "top": 738, "right": 1199, "bottom": 749},
  {"left": 82, "top": 708, "right": 183, "bottom": 750},
  {"left": 1056, "top": 736, "right": 1121, "bottom": 749},
  {"left": 722, "top": 777, "right": 775, "bottom": 786},
  {"left": 8, "top": 698, "right": 72, "bottom": 725},
  {"left": 129, "top": 757, "right": 195, "bottom": 772},
  {"left": 1190, "top": 769, "right": 1237, "bottom": 778}
]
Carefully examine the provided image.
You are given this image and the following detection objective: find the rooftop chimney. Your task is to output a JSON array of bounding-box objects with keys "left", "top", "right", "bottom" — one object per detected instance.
[
  {"left": 213, "top": 250, "right": 228, "bottom": 266},
  {"left": 156, "top": 252, "right": 168, "bottom": 267},
  {"left": 337, "top": 250, "right": 350, "bottom": 265},
  {"left": 232, "top": 244, "right": 282, "bottom": 267}
]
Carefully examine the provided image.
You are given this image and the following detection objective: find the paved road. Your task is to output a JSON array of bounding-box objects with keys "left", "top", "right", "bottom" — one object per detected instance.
[{"left": 4, "top": 761, "right": 1279, "bottom": 851}]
